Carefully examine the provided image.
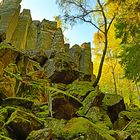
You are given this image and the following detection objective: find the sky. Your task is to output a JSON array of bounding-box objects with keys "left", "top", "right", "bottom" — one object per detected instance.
[{"left": 21, "top": 0, "right": 97, "bottom": 47}]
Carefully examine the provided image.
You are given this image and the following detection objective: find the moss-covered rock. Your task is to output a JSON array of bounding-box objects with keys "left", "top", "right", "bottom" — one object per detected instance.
[
  {"left": 77, "top": 90, "right": 104, "bottom": 116},
  {"left": 52, "top": 92, "right": 82, "bottom": 120},
  {"left": 102, "top": 94, "right": 126, "bottom": 123},
  {"left": 44, "top": 117, "right": 67, "bottom": 135},
  {"left": 5, "top": 109, "right": 44, "bottom": 139},
  {"left": 27, "top": 118, "right": 66, "bottom": 140},
  {"left": 66, "top": 81, "right": 95, "bottom": 101},
  {"left": 43, "top": 49, "right": 79, "bottom": 84},
  {"left": 61, "top": 117, "right": 115, "bottom": 140},
  {"left": 114, "top": 109, "right": 140, "bottom": 139},
  {"left": 1, "top": 97, "right": 34, "bottom": 109},
  {"left": 85, "top": 106, "right": 113, "bottom": 129},
  {"left": 26, "top": 129, "right": 53, "bottom": 140}
]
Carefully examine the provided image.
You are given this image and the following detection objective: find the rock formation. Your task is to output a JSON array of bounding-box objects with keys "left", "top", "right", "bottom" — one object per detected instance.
[{"left": 0, "top": 0, "right": 140, "bottom": 140}]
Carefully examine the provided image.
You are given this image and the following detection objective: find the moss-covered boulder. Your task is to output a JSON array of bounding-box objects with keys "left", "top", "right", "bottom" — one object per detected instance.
[
  {"left": 27, "top": 117, "right": 67, "bottom": 140},
  {"left": 66, "top": 81, "right": 95, "bottom": 101},
  {"left": 5, "top": 109, "right": 44, "bottom": 139},
  {"left": 102, "top": 94, "right": 126, "bottom": 123},
  {"left": 85, "top": 106, "right": 113, "bottom": 129},
  {"left": 43, "top": 50, "right": 79, "bottom": 84},
  {"left": 52, "top": 92, "right": 82, "bottom": 120},
  {"left": 113, "top": 109, "right": 140, "bottom": 139},
  {"left": 77, "top": 90, "right": 104, "bottom": 116},
  {"left": 1, "top": 97, "right": 34, "bottom": 109},
  {"left": 61, "top": 117, "right": 115, "bottom": 140},
  {"left": 26, "top": 129, "right": 54, "bottom": 140}
]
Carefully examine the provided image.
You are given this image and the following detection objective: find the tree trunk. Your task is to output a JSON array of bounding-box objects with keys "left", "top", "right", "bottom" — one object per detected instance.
[{"left": 93, "top": 32, "right": 108, "bottom": 87}]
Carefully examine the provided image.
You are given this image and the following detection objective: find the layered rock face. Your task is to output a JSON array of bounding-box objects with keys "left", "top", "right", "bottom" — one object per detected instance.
[{"left": 0, "top": 0, "right": 140, "bottom": 140}]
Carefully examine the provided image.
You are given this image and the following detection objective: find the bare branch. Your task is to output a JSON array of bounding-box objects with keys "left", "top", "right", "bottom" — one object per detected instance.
[{"left": 66, "top": 14, "right": 105, "bottom": 33}]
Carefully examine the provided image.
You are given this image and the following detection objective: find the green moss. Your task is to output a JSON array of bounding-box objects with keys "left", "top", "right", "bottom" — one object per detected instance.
[
  {"left": 119, "top": 110, "right": 140, "bottom": 120},
  {"left": 66, "top": 81, "right": 94, "bottom": 98},
  {"left": 103, "top": 94, "right": 123, "bottom": 106},
  {"left": 61, "top": 117, "right": 115, "bottom": 140},
  {"left": 77, "top": 90, "right": 99, "bottom": 116},
  {"left": 43, "top": 117, "right": 66, "bottom": 137},
  {"left": 0, "top": 135, "right": 12, "bottom": 140}
]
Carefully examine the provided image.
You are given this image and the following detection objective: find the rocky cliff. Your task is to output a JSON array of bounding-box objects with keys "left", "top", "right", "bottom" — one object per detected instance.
[{"left": 0, "top": 0, "right": 140, "bottom": 140}]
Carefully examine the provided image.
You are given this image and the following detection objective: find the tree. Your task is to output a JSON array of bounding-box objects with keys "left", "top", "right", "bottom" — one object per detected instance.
[
  {"left": 115, "top": 0, "right": 140, "bottom": 83},
  {"left": 56, "top": 0, "right": 116, "bottom": 87}
]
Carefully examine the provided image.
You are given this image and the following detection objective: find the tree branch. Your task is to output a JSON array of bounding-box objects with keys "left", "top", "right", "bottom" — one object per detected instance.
[{"left": 107, "top": 14, "right": 116, "bottom": 31}]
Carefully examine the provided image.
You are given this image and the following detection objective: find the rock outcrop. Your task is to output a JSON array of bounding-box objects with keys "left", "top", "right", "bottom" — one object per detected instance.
[{"left": 0, "top": 0, "right": 139, "bottom": 140}]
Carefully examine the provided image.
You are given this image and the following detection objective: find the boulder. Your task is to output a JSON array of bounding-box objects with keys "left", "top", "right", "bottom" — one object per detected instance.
[
  {"left": 52, "top": 92, "right": 82, "bottom": 120},
  {"left": 85, "top": 106, "right": 113, "bottom": 129},
  {"left": 10, "top": 9, "right": 32, "bottom": 50},
  {"left": 103, "top": 94, "right": 126, "bottom": 123},
  {"left": 44, "top": 51, "right": 79, "bottom": 84},
  {"left": 1, "top": 97, "right": 34, "bottom": 109},
  {"left": 114, "top": 108, "right": 140, "bottom": 130},
  {"left": 61, "top": 117, "right": 115, "bottom": 140},
  {"left": 0, "top": 0, "right": 21, "bottom": 42},
  {"left": 77, "top": 91, "right": 104, "bottom": 116},
  {"left": 27, "top": 129, "right": 53, "bottom": 140},
  {"left": 66, "top": 81, "right": 95, "bottom": 101},
  {"left": 5, "top": 110, "right": 44, "bottom": 139}
]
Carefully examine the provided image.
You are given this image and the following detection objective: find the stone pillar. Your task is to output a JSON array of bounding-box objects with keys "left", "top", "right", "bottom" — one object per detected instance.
[
  {"left": 26, "top": 20, "right": 40, "bottom": 50},
  {"left": 37, "top": 19, "right": 57, "bottom": 51},
  {"left": 70, "top": 44, "right": 81, "bottom": 68},
  {"left": 51, "top": 28, "right": 65, "bottom": 51},
  {"left": 80, "top": 42, "right": 93, "bottom": 76},
  {"left": 0, "top": 0, "right": 21, "bottom": 42},
  {"left": 10, "top": 9, "right": 32, "bottom": 50}
]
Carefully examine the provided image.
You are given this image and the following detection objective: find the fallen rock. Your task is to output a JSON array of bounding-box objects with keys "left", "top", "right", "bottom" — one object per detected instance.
[
  {"left": 1, "top": 97, "right": 34, "bottom": 109},
  {"left": 44, "top": 51, "right": 79, "bottom": 84},
  {"left": 61, "top": 117, "right": 115, "bottom": 140},
  {"left": 66, "top": 81, "right": 95, "bottom": 101},
  {"left": 52, "top": 92, "right": 82, "bottom": 120},
  {"left": 77, "top": 91, "right": 104, "bottom": 116},
  {"left": 103, "top": 94, "right": 126, "bottom": 123},
  {"left": 5, "top": 110, "right": 44, "bottom": 139},
  {"left": 85, "top": 106, "right": 113, "bottom": 129},
  {"left": 26, "top": 129, "right": 53, "bottom": 140}
]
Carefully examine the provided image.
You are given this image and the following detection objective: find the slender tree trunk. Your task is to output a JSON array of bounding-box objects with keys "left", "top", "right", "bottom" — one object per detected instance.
[{"left": 93, "top": 32, "right": 108, "bottom": 87}]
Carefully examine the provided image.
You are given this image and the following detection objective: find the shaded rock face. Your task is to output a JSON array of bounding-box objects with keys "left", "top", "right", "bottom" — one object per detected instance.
[{"left": 0, "top": 1, "right": 139, "bottom": 140}]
